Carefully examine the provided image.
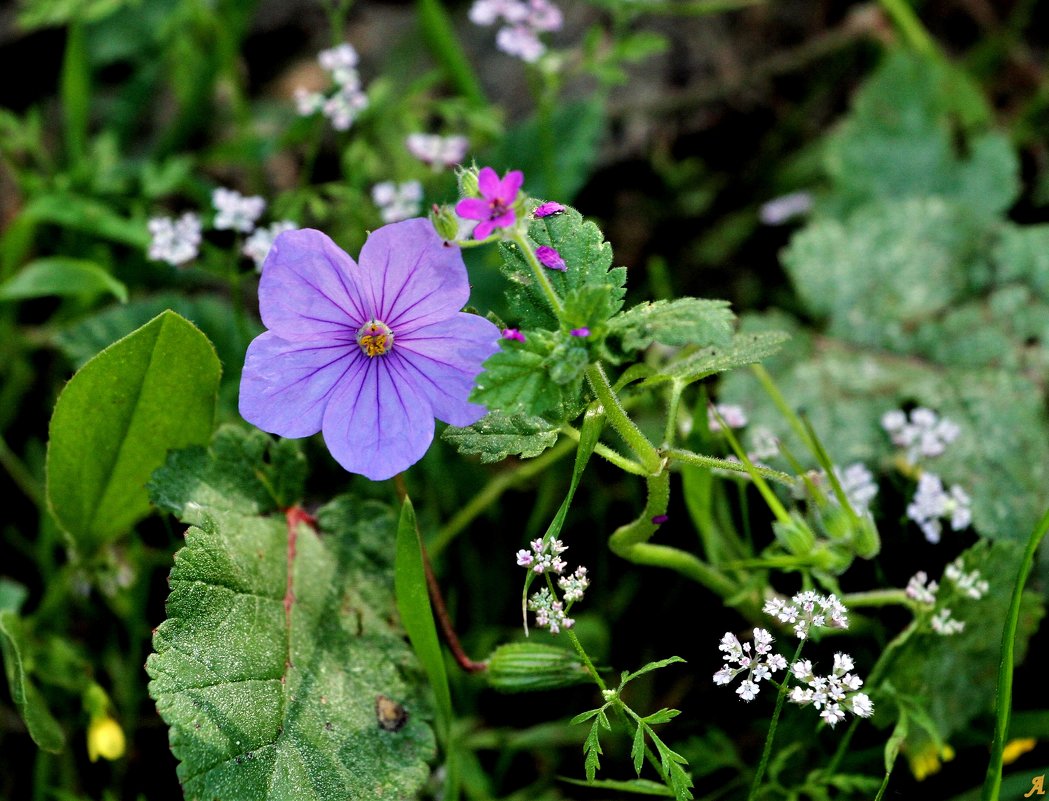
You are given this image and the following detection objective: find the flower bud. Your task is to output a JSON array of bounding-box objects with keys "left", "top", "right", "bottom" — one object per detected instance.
[
  {"left": 485, "top": 642, "right": 590, "bottom": 693},
  {"left": 87, "top": 715, "right": 126, "bottom": 762},
  {"left": 773, "top": 512, "right": 815, "bottom": 555},
  {"left": 456, "top": 165, "right": 480, "bottom": 199},
  {"left": 429, "top": 204, "right": 460, "bottom": 242}
]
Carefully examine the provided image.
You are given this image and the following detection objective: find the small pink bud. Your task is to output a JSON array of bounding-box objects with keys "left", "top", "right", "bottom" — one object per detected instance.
[
  {"left": 535, "top": 245, "right": 566, "bottom": 271},
  {"left": 533, "top": 201, "right": 565, "bottom": 218}
]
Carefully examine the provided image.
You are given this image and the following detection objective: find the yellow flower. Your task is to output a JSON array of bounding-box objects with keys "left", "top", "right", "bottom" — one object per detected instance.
[
  {"left": 1002, "top": 738, "right": 1037, "bottom": 765},
  {"left": 87, "top": 715, "right": 126, "bottom": 762},
  {"left": 908, "top": 742, "right": 954, "bottom": 781}
]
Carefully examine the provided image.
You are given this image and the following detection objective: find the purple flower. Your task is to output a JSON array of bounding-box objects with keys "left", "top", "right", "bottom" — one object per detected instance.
[
  {"left": 535, "top": 245, "right": 566, "bottom": 271},
  {"left": 502, "top": 328, "right": 526, "bottom": 342},
  {"left": 652, "top": 514, "right": 669, "bottom": 525},
  {"left": 533, "top": 201, "right": 564, "bottom": 218},
  {"left": 239, "top": 219, "right": 501, "bottom": 481},
  {"left": 455, "top": 166, "right": 523, "bottom": 239},
  {"left": 569, "top": 327, "right": 589, "bottom": 337}
]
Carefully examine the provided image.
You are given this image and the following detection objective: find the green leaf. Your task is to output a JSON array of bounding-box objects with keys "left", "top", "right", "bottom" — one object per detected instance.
[
  {"left": 148, "top": 425, "right": 306, "bottom": 520},
  {"left": 562, "top": 284, "right": 621, "bottom": 335},
  {"left": 443, "top": 410, "right": 560, "bottom": 463},
  {"left": 146, "top": 493, "right": 436, "bottom": 800},
  {"left": 0, "top": 612, "right": 66, "bottom": 753},
  {"left": 631, "top": 723, "right": 646, "bottom": 775},
  {"left": 394, "top": 498, "right": 453, "bottom": 741},
  {"left": 822, "top": 50, "right": 1019, "bottom": 220},
  {"left": 21, "top": 193, "right": 148, "bottom": 247},
  {"left": 992, "top": 223, "right": 1049, "bottom": 302},
  {"left": 0, "top": 579, "right": 29, "bottom": 614},
  {"left": 501, "top": 204, "right": 625, "bottom": 330},
  {"left": 783, "top": 197, "right": 978, "bottom": 350},
  {"left": 642, "top": 331, "right": 789, "bottom": 387},
  {"left": 18, "top": 0, "right": 129, "bottom": 29},
  {"left": 620, "top": 656, "right": 686, "bottom": 686},
  {"left": 61, "top": 20, "right": 89, "bottom": 163},
  {"left": 46, "top": 310, "right": 221, "bottom": 554},
  {"left": 559, "top": 776, "right": 675, "bottom": 797},
  {"left": 0, "top": 258, "right": 128, "bottom": 303},
  {"left": 609, "top": 298, "right": 734, "bottom": 352},
  {"left": 642, "top": 708, "right": 682, "bottom": 725},
  {"left": 471, "top": 331, "right": 578, "bottom": 417},
  {"left": 580, "top": 709, "right": 611, "bottom": 782}
]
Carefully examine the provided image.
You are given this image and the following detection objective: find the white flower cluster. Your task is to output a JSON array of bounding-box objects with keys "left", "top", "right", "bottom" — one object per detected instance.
[
  {"left": 788, "top": 653, "right": 873, "bottom": 727},
  {"left": 516, "top": 537, "right": 568, "bottom": 575},
  {"left": 469, "top": 0, "right": 563, "bottom": 63},
  {"left": 212, "top": 187, "right": 266, "bottom": 233},
  {"left": 243, "top": 220, "right": 297, "bottom": 271},
  {"left": 517, "top": 539, "right": 589, "bottom": 635},
  {"left": 881, "top": 407, "right": 960, "bottom": 466},
  {"left": 763, "top": 591, "right": 849, "bottom": 639},
  {"left": 558, "top": 566, "right": 589, "bottom": 602},
  {"left": 371, "top": 181, "right": 423, "bottom": 224},
  {"left": 147, "top": 213, "right": 202, "bottom": 266},
  {"left": 906, "top": 472, "right": 971, "bottom": 543},
  {"left": 148, "top": 188, "right": 295, "bottom": 271},
  {"left": 295, "top": 43, "right": 368, "bottom": 131},
  {"left": 406, "top": 133, "right": 469, "bottom": 170},
  {"left": 528, "top": 587, "right": 573, "bottom": 633},
  {"left": 904, "top": 558, "right": 989, "bottom": 636},
  {"left": 713, "top": 629, "right": 788, "bottom": 702},
  {"left": 708, "top": 403, "right": 748, "bottom": 432},
  {"left": 759, "top": 191, "right": 814, "bottom": 226},
  {"left": 802, "top": 463, "right": 879, "bottom": 514}
]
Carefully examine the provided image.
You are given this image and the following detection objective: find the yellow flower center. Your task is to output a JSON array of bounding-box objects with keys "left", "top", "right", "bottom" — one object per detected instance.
[{"left": 357, "top": 320, "right": 394, "bottom": 358}]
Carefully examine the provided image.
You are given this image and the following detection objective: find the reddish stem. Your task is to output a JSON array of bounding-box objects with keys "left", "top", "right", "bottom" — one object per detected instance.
[{"left": 283, "top": 506, "right": 316, "bottom": 673}]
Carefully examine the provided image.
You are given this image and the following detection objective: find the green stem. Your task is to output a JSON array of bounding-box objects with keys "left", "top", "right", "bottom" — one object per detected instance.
[
  {"left": 0, "top": 433, "right": 44, "bottom": 509},
  {"left": 666, "top": 447, "right": 796, "bottom": 488},
  {"left": 748, "top": 639, "right": 805, "bottom": 801},
  {"left": 841, "top": 588, "right": 911, "bottom": 609},
  {"left": 663, "top": 381, "right": 684, "bottom": 448},
  {"left": 878, "top": 0, "right": 938, "bottom": 55},
  {"left": 509, "top": 229, "right": 564, "bottom": 315},
  {"left": 561, "top": 424, "right": 648, "bottom": 475},
  {"left": 981, "top": 506, "right": 1049, "bottom": 801},
  {"left": 566, "top": 629, "right": 606, "bottom": 692},
  {"left": 586, "top": 363, "right": 663, "bottom": 474},
  {"left": 750, "top": 364, "right": 815, "bottom": 456},
  {"left": 429, "top": 437, "right": 576, "bottom": 556}
]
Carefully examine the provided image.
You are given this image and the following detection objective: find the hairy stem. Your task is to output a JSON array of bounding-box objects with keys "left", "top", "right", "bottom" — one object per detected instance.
[{"left": 586, "top": 363, "right": 663, "bottom": 474}]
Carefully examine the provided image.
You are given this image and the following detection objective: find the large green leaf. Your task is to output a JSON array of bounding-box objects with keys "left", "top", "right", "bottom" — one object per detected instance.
[
  {"left": 608, "top": 298, "right": 734, "bottom": 352},
  {"left": 147, "top": 432, "right": 435, "bottom": 800},
  {"left": 471, "top": 330, "right": 581, "bottom": 417},
  {"left": 0, "top": 612, "right": 66, "bottom": 753},
  {"left": 641, "top": 331, "right": 788, "bottom": 388},
  {"left": 46, "top": 310, "right": 220, "bottom": 554},
  {"left": 0, "top": 258, "right": 128, "bottom": 303}
]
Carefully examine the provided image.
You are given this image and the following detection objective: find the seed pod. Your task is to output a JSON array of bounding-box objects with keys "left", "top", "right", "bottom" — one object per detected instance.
[{"left": 485, "top": 642, "right": 591, "bottom": 694}]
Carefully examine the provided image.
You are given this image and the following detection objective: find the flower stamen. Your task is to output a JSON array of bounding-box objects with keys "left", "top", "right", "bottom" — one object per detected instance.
[{"left": 358, "top": 320, "right": 395, "bottom": 358}]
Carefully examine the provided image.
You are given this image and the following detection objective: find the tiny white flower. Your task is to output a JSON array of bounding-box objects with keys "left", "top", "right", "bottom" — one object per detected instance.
[
  {"left": 212, "top": 188, "right": 266, "bottom": 233},
  {"left": 759, "top": 191, "right": 814, "bottom": 225},
  {"left": 708, "top": 404, "right": 748, "bottom": 432},
  {"left": 243, "top": 220, "right": 297, "bottom": 271},
  {"left": 495, "top": 24, "right": 545, "bottom": 62},
  {"left": 147, "top": 212, "right": 202, "bottom": 266},
  {"left": 736, "top": 680, "right": 759, "bottom": 701},
  {"left": 792, "top": 660, "right": 812, "bottom": 680},
  {"left": 832, "top": 653, "right": 855, "bottom": 674},
  {"left": 851, "top": 693, "right": 874, "bottom": 718},
  {"left": 713, "top": 666, "right": 736, "bottom": 685},
  {"left": 820, "top": 703, "right": 846, "bottom": 727},
  {"left": 371, "top": 180, "right": 423, "bottom": 224},
  {"left": 406, "top": 133, "right": 469, "bottom": 169}
]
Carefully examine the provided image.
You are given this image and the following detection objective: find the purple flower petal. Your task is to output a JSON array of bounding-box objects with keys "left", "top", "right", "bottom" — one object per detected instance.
[
  {"left": 258, "top": 229, "right": 369, "bottom": 341},
  {"left": 536, "top": 245, "right": 566, "bottom": 271},
  {"left": 533, "top": 201, "right": 564, "bottom": 218},
  {"left": 356, "top": 218, "right": 470, "bottom": 333},
  {"left": 477, "top": 166, "right": 501, "bottom": 198},
  {"left": 473, "top": 219, "right": 496, "bottom": 240},
  {"left": 502, "top": 328, "right": 526, "bottom": 342},
  {"left": 321, "top": 358, "right": 435, "bottom": 481},
  {"left": 239, "top": 331, "right": 361, "bottom": 437},
  {"left": 455, "top": 197, "right": 491, "bottom": 222},
  {"left": 396, "top": 313, "right": 501, "bottom": 426},
  {"left": 498, "top": 170, "right": 524, "bottom": 200}
]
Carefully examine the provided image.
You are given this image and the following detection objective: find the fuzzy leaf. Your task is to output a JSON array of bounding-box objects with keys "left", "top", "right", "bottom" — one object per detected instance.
[
  {"left": 146, "top": 486, "right": 435, "bottom": 801},
  {"left": 823, "top": 50, "right": 1019, "bottom": 220},
  {"left": 500, "top": 204, "right": 625, "bottom": 330},
  {"left": 992, "top": 223, "right": 1049, "bottom": 302},
  {"left": 471, "top": 331, "right": 582, "bottom": 418},
  {"left": 0, "top": 612, "right": 66, "bottom": 753},
  {"left": 642, "top": 331, "right": 788, "bottom": 388},
  {"left": 443, "top": 410, "right": 561, "bottom": 463},
  {"left": 46, "top": 310, "right": 220, "bottom": 555},
  {"left": 148, "top": 425, "right": 306, "bottom": 519},
  {"left": 783, "top": 197, "right": 979, "bottom": 351},
  {"left": 609, "top": 299, "right": 734, "bottom": 352}
]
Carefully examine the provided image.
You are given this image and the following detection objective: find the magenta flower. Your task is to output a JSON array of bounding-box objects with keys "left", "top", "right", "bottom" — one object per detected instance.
[
  {"left": 535, "top": 245, "right": 566, "bottom": 271},
  {"left": 502, "top": 328, "right": 526, "bottom": 342},
  {"left": 455, "top": 166, "right": 523, "bottom": 239},
  {"left": 570, "top": 327, "right": 589, "bottom": 337},
  {"left": 533, "top": 201, "right": 565, "bottom": 218},
  {"left": 239, "top": 219, "right": 500, "bottom": 481}
]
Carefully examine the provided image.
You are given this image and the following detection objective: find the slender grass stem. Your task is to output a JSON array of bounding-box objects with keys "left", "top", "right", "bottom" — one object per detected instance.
[
  {"left": 748, "top": 639, "right": 805, "bottom": 801},
  {"left": 0, "top": 433, "right": 44, "bottom": 509}
]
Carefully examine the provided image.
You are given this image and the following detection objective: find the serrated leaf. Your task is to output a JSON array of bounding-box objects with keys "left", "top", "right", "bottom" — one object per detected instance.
[
  {"left": 500, "top": 205, "right": 625, "bottom": 330},
  {"left": 0, "top": 258, "right": 128, "bottom": 303},
  {"left": 621, "top": 656, "right": 686, "bottom": 686},
  {"left": 562, "top": 284, "right": 620, "bottom": 333},
  {"left": 643, "top": 331, "right": 788, "bottom": 387},
  {"left": 783, "top": 197, "right": 977, "bottom": 350},
  {"left": 46, "top": 310, "right": 221, "bottom": 554},
  {"left": 0, "top": 612, "right": 66, "bottom": 753},
  {"left": 642, "top": 708, "right": 682, "bottom": 726},
  {"left": 823, "top": 50, "right": 1019, "bottom": 220},
  {"left": 146, "top": 494, "right": 436, "bottom": 800},
  {"left": 443, "top": 410, "right": 560, "bottom": 463},
  {"left": 471, "top": 331, "right": 576, "bottom": 417},
  {"left": 609, "top": 298, "right": 734, "bottom": 352},
  {"left": 148, "top": 425, "right": 306, "bottom": 521},
  {"left": 631, "top": 724, "right": 646, "bottom": 775}
]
